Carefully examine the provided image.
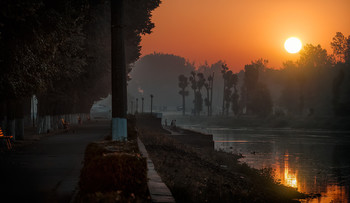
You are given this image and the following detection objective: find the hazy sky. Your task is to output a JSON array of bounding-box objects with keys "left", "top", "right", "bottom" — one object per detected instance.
[{"left": 140, "top": 0, "right": 350, "bottom": 72}]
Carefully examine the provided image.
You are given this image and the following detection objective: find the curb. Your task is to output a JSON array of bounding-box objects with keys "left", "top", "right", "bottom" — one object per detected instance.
[{"left": 137, "top": 137, "right": 176, "bottom": 203}]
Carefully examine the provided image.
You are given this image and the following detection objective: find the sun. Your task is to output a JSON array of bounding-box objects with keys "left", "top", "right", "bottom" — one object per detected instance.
[{"left": 284, "top": 37, "right": 302, "bottom": 54}]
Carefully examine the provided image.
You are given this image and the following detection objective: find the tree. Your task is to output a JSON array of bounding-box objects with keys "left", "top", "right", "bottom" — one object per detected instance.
[
  {"left": 242, "top": 59, "right": 271, "bottom": 116},
  {"left": 231, "top": 85, "right": 239, "bottom": 116},
  {"left": 279, "top": 61, "right": 304, "bottom": 114},
  {"left": 251, "top": 83, "right": 272, "bottom": 117},
  {"left": 298, "top": 44, "right": 330, "bottom": 68},
  {"left": 243, "top": 63, "right": 258, "bottom": 114},
  {"left": 345, "top": 37, "right": 350, "bottom": 65},
  {"left": 204, "top": 73, "right": 214, "bottom": 116},
  {"left": 298, "top": 44, "right": 333, "bottom": 115},
  {"left": 332, "top": 68, "right": 345, "bottom": 115},
  {"left": 0, "top": 0, "right": 161, "bottom": 137},
  {"left": 330, "top": 32, "right": 348, "bottom": 63},
  {"left": 221, "top": 64, "right": 238, "bottom": 116},
  {"left": 221, "top": 64, "right": 228, "bottom": 115},
  {"left": 189, "top": 71, "right": 205, "bottom": 116},
  {"left": 189, "top": 71, "right": 198, "bottom": 115},
  {"left": 178, "top": 74, "right": 189, "bottom": 116}
]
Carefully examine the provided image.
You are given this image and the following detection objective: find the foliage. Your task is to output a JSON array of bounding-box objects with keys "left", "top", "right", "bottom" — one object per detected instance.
[
  {"left": 77, "top": 140, "right": 149, "bottom": 202},
  {"left": 128, "top": 53, "right": 194, "bottom": 109},
  {"left": 241, "top": 59, "right": 272, "bottom": 116},
  {"left": 0, "top": 0, "right": 161, "bottom": 118},
  {"left": 0, "top": 0, "right": 88, "bottom": 100},
  {"left": 330, "top": 32, "right": 348, "bottom": 63},
  {"left": 189, "top": 71, "right": 206, "bottom": 115},
  {"left": 221, "top": 64, "right": 238, "bottom": 116},
  {"left": 251, "top": 82, "right": 272, "bottom": 117},
  {"left": 204, "top": 72, "right": 214, "bottom": 116},
  {"left": 298, "top": 44, "right": 330, "bottom": 68}
]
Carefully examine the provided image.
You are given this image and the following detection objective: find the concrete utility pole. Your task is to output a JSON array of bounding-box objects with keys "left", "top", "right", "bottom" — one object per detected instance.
[
  {"left": 111, "top": 0, "right": 127, "bottom": 141},
  {"left": 141, "top": 97, "right": 144, "bottom": 113}
]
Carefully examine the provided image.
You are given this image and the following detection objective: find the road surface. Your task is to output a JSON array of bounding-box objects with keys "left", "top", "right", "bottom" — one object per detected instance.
[{"left": 0, "top": 120, "right": 109, "bottom": 203}]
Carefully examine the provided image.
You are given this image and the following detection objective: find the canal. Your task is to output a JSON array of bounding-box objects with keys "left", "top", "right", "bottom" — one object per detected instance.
[{"left": 182, "top": 126, "right": 350, "bottom": 203}]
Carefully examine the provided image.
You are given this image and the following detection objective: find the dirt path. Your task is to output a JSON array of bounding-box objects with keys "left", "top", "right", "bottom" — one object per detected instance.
[{"left": 0, "top": 120, "right": 109, "bottom": 203}]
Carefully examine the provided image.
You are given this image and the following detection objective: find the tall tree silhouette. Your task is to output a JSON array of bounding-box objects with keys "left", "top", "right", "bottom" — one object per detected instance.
[
  {"left": 178, "top": 74, "right": 189, "bottom": 116},
  {"left": 204, "top": 73, "right": 214, "bottom": 116},
  {"left": 242, "top": 59, "right": 272, "bottom": 116},
  {"left": 189, "top": 71, "right": 205, "bottom": 116},
  {"left": 221, "top": 64, "right": 229, "bottom": 115},
  {"left": 231, "top": 80, "right": 239, "bottom": 116},
  {"left": 189, "top": 71, "right": 198, "bottom": 115},
  {"left": 331, "top": 32, "right": 348, "bottom": 63},
  {"left": 221, "top": 64, "right": 238, "bottom": 116},
  {"left": 298, "top": 44, "right": 330, "bottom": 68}
]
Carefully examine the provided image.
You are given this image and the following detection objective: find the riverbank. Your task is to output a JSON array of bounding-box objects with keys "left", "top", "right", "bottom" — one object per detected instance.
[
  {"left": 138, "top": 124, "right": 308, "bottom": 202},
  {"left": 163, "top": 114, "right": 350, "bottom": 131}
]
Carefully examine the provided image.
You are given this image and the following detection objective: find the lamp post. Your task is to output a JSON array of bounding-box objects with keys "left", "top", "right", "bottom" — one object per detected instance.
[
  {"left": 135, "top": 98, "right": 138, "bottom": 114},
  {"left": 131, "top": 101, "right": 134, "bottom": 114},
  {"left": 150, "top": 94, "right": 154, "bottom": 115},
  {"left": 141, "top": 97, "right": 144, "bottom": 113}
]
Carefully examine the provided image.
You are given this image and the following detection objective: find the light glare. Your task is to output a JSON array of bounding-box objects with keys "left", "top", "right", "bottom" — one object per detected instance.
[{"left": 284, "top": 37, "right": 302, "bottom": 54}]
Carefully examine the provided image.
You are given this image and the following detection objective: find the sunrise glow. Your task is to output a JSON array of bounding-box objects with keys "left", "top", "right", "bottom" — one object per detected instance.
[
  {"left": 284, "top": 37, "right": 302, "bottom": 54},
  {"left": 141, "top": 0, "right": 350, "bottom": 70}
]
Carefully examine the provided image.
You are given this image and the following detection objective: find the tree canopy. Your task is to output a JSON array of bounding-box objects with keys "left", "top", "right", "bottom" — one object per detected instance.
[{"left": 0, "top": 0, "right": 161, "bottom": 115}]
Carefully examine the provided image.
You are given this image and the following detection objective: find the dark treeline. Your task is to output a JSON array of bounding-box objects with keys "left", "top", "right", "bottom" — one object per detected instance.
[
  {"left": 0, "top": 0, "right": 161, "bottom": 138},
  {"left": 175, "top": 32, "right": 350, "bottom": 119}
]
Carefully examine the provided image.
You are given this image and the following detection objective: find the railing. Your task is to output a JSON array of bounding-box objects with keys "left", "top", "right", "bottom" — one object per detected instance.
[{"left": 0, "top": 127, "right": 14, "bottom": 150}]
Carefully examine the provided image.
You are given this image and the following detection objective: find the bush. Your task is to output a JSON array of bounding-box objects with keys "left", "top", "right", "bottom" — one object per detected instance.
[{"left": 76, "top": 140, "right": 149, "bottom": 202}]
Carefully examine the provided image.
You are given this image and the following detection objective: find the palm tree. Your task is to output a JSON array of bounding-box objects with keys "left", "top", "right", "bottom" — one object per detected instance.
[
  {"left": 204, "top": 73, "right": 214, "bottom": 116},
  {"left": 189, "top": 71, "right": 197, "bottom": 115},
  {"left": 222, "top": 64, "right": 238, "bottom": 116}
]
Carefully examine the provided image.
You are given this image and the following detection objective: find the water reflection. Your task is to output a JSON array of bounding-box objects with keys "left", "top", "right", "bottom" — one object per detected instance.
[
  {"left": 191, "top": 127, "right": 350, "bottom": 203},
  {"left": 282, "top": 153, "right": 298, "bottom": 188}
]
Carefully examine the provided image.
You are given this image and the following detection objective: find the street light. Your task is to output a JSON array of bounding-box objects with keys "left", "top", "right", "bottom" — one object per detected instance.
[
  {"left": 131, "top": 101, "right": 134, "bottom": 114},
  {"left": 135, "top": 98, "right": 138, "bottom": 114},
  {"left": 150, "top": 94, "right": 154, "bottom": 115},
  {"left": 141, "top": 97, "right": 144, "bottom": 113}
]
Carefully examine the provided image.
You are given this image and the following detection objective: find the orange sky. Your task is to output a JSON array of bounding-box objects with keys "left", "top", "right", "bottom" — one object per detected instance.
[{"left": 140, "top": 0, "right": 350, "bottom": 72}]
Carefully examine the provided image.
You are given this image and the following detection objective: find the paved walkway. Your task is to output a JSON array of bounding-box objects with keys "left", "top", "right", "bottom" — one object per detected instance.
[
  {"left": 162, "top": 126, "right": 183, "bottom": 135},
  {"left": 0, "top": 120, "right": 109, "bottom": 203},
  {"left": 137, "top": 138, "right": 175, "bottom": 203},
  {"left": 162, "top": 126, "right": 214, "bottom": 150}
]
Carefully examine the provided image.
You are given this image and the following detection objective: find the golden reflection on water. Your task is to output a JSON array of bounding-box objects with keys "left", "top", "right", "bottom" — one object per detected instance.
[
  {"left": 283, "top": 153, "right": 298, "bottom": 188},
  {"left": 213, "top": 136, "right": 349, "bottom": 202},
  {"left": 274, "top": 152, "right": 349, "bottom": 203}
]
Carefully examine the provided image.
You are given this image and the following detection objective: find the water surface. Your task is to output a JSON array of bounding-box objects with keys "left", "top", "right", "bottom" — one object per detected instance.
[{"left": 182, "top": 126, "right": 350, "bottom": 203}]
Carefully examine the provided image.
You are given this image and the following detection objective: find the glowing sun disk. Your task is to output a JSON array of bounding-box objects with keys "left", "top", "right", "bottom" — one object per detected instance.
[{"left": 284, "top": 37, "right": 302, "bottom": 54}]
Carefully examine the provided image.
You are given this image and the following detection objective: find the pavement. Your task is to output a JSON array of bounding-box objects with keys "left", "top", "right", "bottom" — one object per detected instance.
[{"left": 0, "top": 120, "right": 110, "bottom": 203}]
